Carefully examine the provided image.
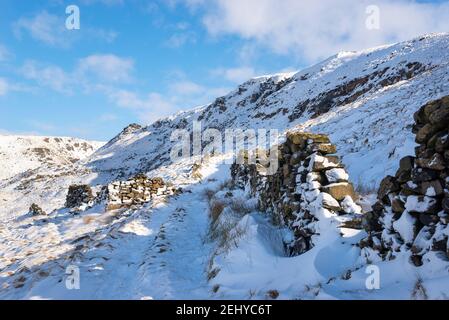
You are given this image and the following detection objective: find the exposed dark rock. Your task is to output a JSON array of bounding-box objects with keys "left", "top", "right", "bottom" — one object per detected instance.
[
  {"left": 29, "top": 203, "right": 46, "bottom": 216},
  {"left": 65, "top": 185, "right": 93, "bottom": 208}
]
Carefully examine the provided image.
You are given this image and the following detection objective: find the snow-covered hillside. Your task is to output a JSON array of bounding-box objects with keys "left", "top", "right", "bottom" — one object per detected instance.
[
  {"left": 86, "top": 33, "right": 449, "bottom": 189},
  {"left": 1, "top": 33, "right": 449, "bottom": 300},
  {"left": 0, "top": 135, "right": 104, "bottom": 181}
]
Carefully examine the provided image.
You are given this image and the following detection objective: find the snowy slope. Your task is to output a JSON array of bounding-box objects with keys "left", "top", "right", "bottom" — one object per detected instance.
[
  {"left": 0, "top": 135, "right": 104, "bottom": 181},
  {"left": 86, "top": 33, "right": 449, "bottom": 188},
  {"left": 1, "top": 33, "right": 449, "bottom": 300}
]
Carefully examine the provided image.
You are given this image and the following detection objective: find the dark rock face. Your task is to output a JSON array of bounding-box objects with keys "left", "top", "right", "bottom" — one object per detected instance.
[
  {"left": 231, "top": 132, "right": 360, "bottom": 256},
  {"left": 29, "top": 203, "right": 46, "bottom": 216},
  {"left": 65, "top": 185, "right": 94, "bottom": 208},
  {"left": 361, "top": 95, "right": 449, "bottom": 264}
]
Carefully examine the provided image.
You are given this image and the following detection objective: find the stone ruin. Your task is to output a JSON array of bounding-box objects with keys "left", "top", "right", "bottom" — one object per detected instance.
[
  {"left": 65, "top": 184, "right": 94, "bottom": 208},
  {"left": 231, "top": 132, "right": 361, "bottom": 256},
  {"left": 362, "top": 95, "right": 449, "bottom": 266},
  {"left": 106, "top": 174, "right": 176, "bottom": 210}
]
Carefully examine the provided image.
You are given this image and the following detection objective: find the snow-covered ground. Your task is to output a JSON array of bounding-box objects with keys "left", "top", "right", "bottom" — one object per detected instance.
[{"left": 1, "top": 33, "right": 449, "bottom": 299}]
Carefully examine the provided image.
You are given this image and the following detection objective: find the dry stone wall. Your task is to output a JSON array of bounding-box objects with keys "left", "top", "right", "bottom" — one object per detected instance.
[
  {"left": 106, "top": 174, "right": 176, "bottom": 210},
  {"left": 361, "top": 96, "right": 449, "bottom": 266},
  {"left": 231, "top": 132, "right": 361, "bottom": 256}
]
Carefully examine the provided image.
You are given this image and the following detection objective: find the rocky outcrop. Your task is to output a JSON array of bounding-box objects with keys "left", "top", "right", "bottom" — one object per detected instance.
[
  {"left": 29, "top": 203, "right": 46, "bottom": 216},
  {"left": 106, "top": 174, "right": 177, "bottom": 210},
  {"left": 231, "top": 132, "right": 361, "bottom": 256},
  {"left": 361, "top": 96, "right": 449, "bottom": 266},
  {"left": 65, "top": 185, "right": 94, "bottom": 208}
]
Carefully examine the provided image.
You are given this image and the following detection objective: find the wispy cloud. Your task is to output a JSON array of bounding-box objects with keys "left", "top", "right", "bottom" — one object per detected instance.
[
  {"left": 211, "top": 66, "right": 257, "bottom": 83},
  {"left": 13, "top": 11, "right": 117, "bottom": 48},
  {"left": 0, "top": 45, "right": 12, "bottom": 62},
  {"left": 193, "top": 0, "right": 449, "bottom": 62},
  {"left": 0, "top": 78, "right": 9, "bottom": 96},
  {"left": 76, "top": 54, "right": 134, "bottom": 83},
  {"left": 20, "top": 61, "right": 73, "bottom": 94}
]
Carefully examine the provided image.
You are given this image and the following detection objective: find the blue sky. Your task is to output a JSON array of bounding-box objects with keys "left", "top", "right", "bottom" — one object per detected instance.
[{"left": 0, "top": 0, "right": 448, "bottom": 140}]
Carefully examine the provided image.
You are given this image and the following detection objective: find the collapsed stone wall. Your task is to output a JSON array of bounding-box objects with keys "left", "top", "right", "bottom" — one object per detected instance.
[
  {"left": 106, "top": 174, "right": 176, "bottom": 210},
  {"left": 231, "top": 132, "right": 361, "bottom": 256},
  {"left": 362, "top": 96, "right": 449, "bottom": 266},
  {"left": 65, "top": 185, "right": 94, "bottom": 208}
]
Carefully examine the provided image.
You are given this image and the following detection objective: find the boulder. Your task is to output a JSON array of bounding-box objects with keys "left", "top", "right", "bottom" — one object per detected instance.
[
  {"left": 309, "top": 154, "right": 342, "bottom": 171},
  {"left": 322, "top": 182, "right": 356, "bottom": 201},
  {"left": 325, "top": 168, "right": 349, "bottom": 183},
  {"left": 428, "top": 101, "right": 449, "bottom": 124},
  {"left": 318, "top": 192, "right": 341, "bottom": 211},
  {"left": 395, "top": 156, "right": 415, "bottom": 183},
  {"left": 310, "top": 143, "right": 337, "bottom": 155},
  {"left": 404, "top": 195, "right": 440, "bottom": 214},
  {"left": 421, "top": 180, "right": 444, "bottom": 197},
  {"left": 29, "top": 203, "right": 47, "bottom": 216},
  {"left": 419, "top": 213, "right": 440, "bottom": 226},
  {"left": 416, "top": 124, "right": 439, "bottom": 144},
  {"left": 411, "top": 168, "right": 440, "bottom": 183},
  {"left": 362, "top": 211, "right": 383, "bottom": 232},
  {"left": 287, "top": 132, "right": 330, "bottom": 145},
  {"left": 378, "top": 176, "right": 400, "bottom": 201},
  {"left": 391, "top": 198, "right": 405, "bottom": 214},
  {"left": 415, "top": 153, "right": 446, "bottom": 171}
]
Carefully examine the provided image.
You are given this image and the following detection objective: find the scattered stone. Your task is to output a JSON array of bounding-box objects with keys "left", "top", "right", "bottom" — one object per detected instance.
[{"left": 29, "top": 203, "right": 46, "bottom": 216}]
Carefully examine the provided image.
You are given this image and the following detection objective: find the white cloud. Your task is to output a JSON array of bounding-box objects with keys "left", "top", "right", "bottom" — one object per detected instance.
[
  {"left": 77, "top": 54, "right": 134, "bottom": 83},
  {"left": 107, "top": 89, "right": 177, "bottom": 123},
  {"left": 170, "top": 80, "right": 205, "bottom": 95},
  {"left": 13, "top": 11, "right": 117, "bottom": 48},
  {"left": 99, "top": 113, "right": 118, "bottom": 122},
  {"left": 20, "top": 61, "right": 72, "bottom": 94},
  {"left": 212, "top": 66, "right": 256, "bottom": 83},
  {"left": 165, "top": 32, "right": 197, "bottom": 48},
  {"left": 0, "top": 45, "right": 12, "bottom": 62},
  {"left": 197, "top": 0, "right": 449, "bottom": 62},
  {"left": 0, "top": 78, "right": 9, "bottom": 96},
  {"left": 14, "top": 11, "right": 71, "bottom": 48}
]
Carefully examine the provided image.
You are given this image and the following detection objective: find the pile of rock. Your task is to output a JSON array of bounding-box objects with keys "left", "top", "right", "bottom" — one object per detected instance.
[
  {"left": 106, "top": 174, "right": 175, "bottom": 210},
  {"left": 29, "top": 203, "right": 47, "bottom": 216},
  {"left": 361, "top": 96, "right": 449, "bottom": 266},
  {"left": 65, "top": 185, "right": 94, "bottom": 208},
  {"left": 231, "top": 132, "right": 361, "bottom": 256}
]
